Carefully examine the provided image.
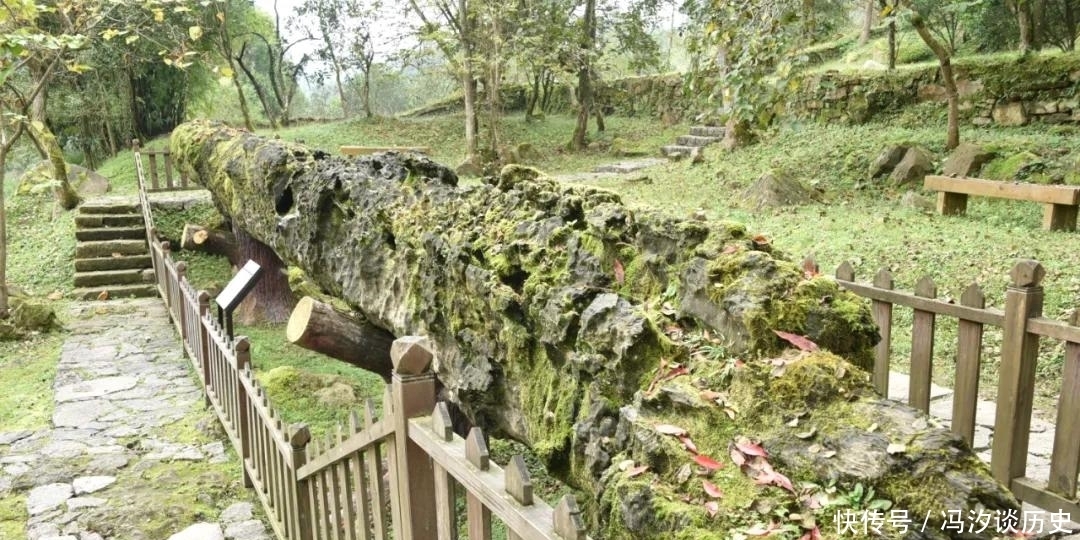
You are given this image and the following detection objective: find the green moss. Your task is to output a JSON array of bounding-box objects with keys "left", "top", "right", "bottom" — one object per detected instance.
[
  {"left": 983, "top": 151, "right": 1045, "bottom": 181},
  {"left": 0, "top": 332, "right": 62, "bottom": 429},
  {"left": 0, "top": 493, "right": 25, "bottom": 539},
  {"left": 152, "top": 201, "right": 225, "bottom": 246}
]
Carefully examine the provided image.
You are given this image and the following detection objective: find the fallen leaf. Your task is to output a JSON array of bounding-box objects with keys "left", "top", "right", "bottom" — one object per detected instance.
[
  {"left": 96, "top": 290, "right": 109, "bottom": 301},
  {"left": 807, "top": 444, "right": 822, "bottom": 454},
  {"left": 736, "top": 441, "right": 767, "bottom": 457},
  {"left": 703, "top": 480, "right": 724, "bottom": 498},
  {"left": 772, "top": 330, "right": 819, "bottom": 352},
  {"left": 675, "top": 463, "right": 693, "bottom": 483},
  {"left": 679, "top": 435, "right": 699, "bottom": 454},
  {"left": 730, "top": 448, "right": 746, "bottom": 467},
  {"left": 722, "top": 244, "right": 739, "bottom": 254},
  {"left": 867, "top": 423, "right": 879, "bottom": 432},
  {"left": 693, "top": 454, "right": 724, "bottom": 470},
  {"left": 802, "top": 258, "right": 820, "bottom": 278},
  {"left": 625, "top": 465, "right": 649, "bottom": 478},
  {"left": 617, "top": 459, "right": 636, "bottom": 471},
  {"left": 770, "top": 364, "right": 787, "bottom": 378},
  {"left": 821, "top": 450, "right": 837, "bottom": 458},
  {"left": 614, "top": 259, "right": 625, "bottom": 285},
  {"left": 704, "top": 500, "right": 719, "bottom": 518},
  {"left": 47, "top": 291, "right": 63, "bottom": 301},
  {"left": 111, "top": 252, "right": 123, "bottom": 258},
  {"left": 795, "top": 427, "right": 817, "bottom": 440},
  {"left": 744, "top": 522, "right": 775, "bottom": 536},
  {"left": 785, "top": 417, "right": 799, "bottom": 428},
  {"left": 655, "top": 424, "right": 688, "bottom": 437},
  {"left": 724, "top": 408, "right": 737, "bottom": 420},
  {"left": 771, "top": 471, "right": 795, "bottom": 493},
  {"left": 886, "top": 443, "right": 907, "bottom": 455}
]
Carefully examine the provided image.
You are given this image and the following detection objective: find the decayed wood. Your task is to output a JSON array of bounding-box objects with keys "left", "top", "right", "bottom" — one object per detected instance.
[
  {"left": 952, "top": 283, "right": 986, "bottom": 447},
  {"left": 1048, "top": 311, "right": 1080, "bottom": 499},
  {"left": 924, "top": 176, "right": 1080, "bottom": 205},
  {"left": 340, "top": 145, "right": 431, "bottom": 156},
  {"left": 181, "top": 224, "right": 238, "bottom": 260},
  {"left": 286, "top": 296, "right": 395, "bottom": 381},
  {"left": 992, "top": 260, "right": 1045, "bottom": 487},
  {"left": 909, "top": 276, "right": 938, "bottom": 413},
  {"left": 871, "top": 268, "right": 894, "bottom": 396}
]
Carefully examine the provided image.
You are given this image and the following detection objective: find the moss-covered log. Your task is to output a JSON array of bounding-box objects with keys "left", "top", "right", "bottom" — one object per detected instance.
[{"left": 172, "top": 120, "right": 1017, "bottom": 538}]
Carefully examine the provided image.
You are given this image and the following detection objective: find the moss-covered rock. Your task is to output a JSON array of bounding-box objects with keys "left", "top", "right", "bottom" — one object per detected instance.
[{"left": 984, "top": 151, "right": 1047, "bottom": 182}]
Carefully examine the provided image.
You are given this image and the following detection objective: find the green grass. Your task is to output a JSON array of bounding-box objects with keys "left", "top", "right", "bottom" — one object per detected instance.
[
  {"left": 0, "top": 332, "right": 63, "bottom": 431},
  {"left": 5, "top": 190, "right": 76, "bottom": 297}
]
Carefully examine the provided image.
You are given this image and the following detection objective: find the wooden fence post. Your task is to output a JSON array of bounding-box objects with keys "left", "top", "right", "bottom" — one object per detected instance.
[
  {"left": 198, "top": 291, "right": 212, "bottom": 408},
  {"left": 161, "top": 241, "right": 173, "bottom": 312},
  {"left": 991, "top": 259, "right": 1044, "bottom": 487},
  {"left": 290, "top": 424, "right": 313, "bottom": 540},
  {"left": 235, "top": 337, "right": 253, "bottom": 488},
  {"left": 389, "top": 336, "right": 438, "bottom": 540},
  {"left": 176, "top": 261, "right": 188, "bottom": 348}
]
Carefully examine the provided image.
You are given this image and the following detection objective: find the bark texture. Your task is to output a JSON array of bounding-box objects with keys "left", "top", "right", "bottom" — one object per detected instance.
[{"left": 172, "top": 121, "right": 1018, "bottom": 538}]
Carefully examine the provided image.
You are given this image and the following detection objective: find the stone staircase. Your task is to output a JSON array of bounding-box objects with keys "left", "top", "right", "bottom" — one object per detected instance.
[
  {"left": 661, "top": 125, "right": 725, "bottom": 159},
  {"left": 73, "top": 198, "right": 156, "bottom": 300}
]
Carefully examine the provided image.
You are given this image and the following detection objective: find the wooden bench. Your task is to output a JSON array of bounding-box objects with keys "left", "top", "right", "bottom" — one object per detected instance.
[
  {"left": 924, "top": 175, "right": 1080, "bottom": 231},
  {"left": 340, "top": 145, "right": 430, "bottom": 156}
]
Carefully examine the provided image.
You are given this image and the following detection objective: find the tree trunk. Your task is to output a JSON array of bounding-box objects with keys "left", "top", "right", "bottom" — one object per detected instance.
[
  {"left": 236, "top": 43, "right": 280, "bottom": 130},
  {"left": 860, "top": 0, "right": 875, "bottom": 44},
  {"left": 233, "top": 225, "right": 296, "bottom": 324},
  {"left": 287, "top": 296, "right": 395, "bottom": 381},
  {"left": 888, "top": 20, "right": 897, "bottom": 69},
  {"left": 463, "top": 74, "right": 479, "bottom": 160},
  {"left": 570, "top": 0, "right": 597, "bottom": 150},
  {"left": 909, "top": 10, "right": 961, "bottom": 149},
  {"left": 1013, "top": 0, "right": 1036, "bottom": 53},
  {"left": 28, "top": 124, "right": 80, "bottom": 210},
  {"left": 0, "top": 147, "right": 9, "bottom": 317},
  {"left": 1066, "top": 0, "right": 1078, "bottom": 50},
  {"left": 181, "top": 224, "right": 239, "bottom": 264},
  {"left": 171, "top": 121, "right": 1020, "bottom": 538},
  {"left": 362, "top": 67, "right": 373, "bottom": 119},
  {"left": 323, "top": 25, "right": 350, "bottom": 119}
]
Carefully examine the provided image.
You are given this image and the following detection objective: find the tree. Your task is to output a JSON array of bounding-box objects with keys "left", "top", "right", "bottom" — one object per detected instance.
[
  {"left": 900, "top": 1, "right": 963, "bottom": 149},
  {"left": 860, "top": 0, "right": 876, "bottom": 44},
  {"left": 296, "top": 0, "right": 381, "bottom": 119},
  {"left": 1007, "top": 0, "right": 1037, "bottom": 52},
  {"left": 234, "top": 1, "right": 311, "bottom": 128},
  {"left": 569, "top": 0, "right": 598, "bottom": 150}
]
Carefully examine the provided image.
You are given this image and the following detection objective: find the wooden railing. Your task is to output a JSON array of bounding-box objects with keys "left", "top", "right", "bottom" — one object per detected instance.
[
  {"left": 132, "top": 139, "right": 196, "bottom": 192},
  {"left": 137, "top": 158, "right": 591, "bottom": 539},
  {"left": 831, "top": 257, "right": 1080, "bottom": 519}
]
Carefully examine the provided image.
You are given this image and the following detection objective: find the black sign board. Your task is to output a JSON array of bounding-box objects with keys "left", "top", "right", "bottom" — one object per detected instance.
[{"left": 216, "top": 260, "right": 263, "bottom": 339}]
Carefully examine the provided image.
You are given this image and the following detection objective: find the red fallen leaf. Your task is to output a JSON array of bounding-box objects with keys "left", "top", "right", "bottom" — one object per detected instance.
[
  {"left": 730, "top": 448, "right": 746, "bottom": 467},
  {"left": 625, "top": 465, "right": 649, "bottom": 478},
  {"left": 736, "top": 441, "right": 768, "bottom": 457},
  {"left": 679, "top": 435, "right": 699, "bottom": 454},
  {"left": 655, "top": 424, "right": 688, "bottom": 437},
  {"left": 704, "top": 500, "right": 719, "bottom": 518},
  {"left": 771, "top": 470, "right": 795, "bottom": 493},
  {"left": 772, "top": 330, "right": 819, "bottom": 352},
  {"left": 734, "top": 359, "right": 746, "bottom": 368},
  {"left": 799, "top": 526, "right": 822, "bottom": 540},
  {"left": 693, "top": 454, "right": 724, "bottom": 470},
  {"left": 703, "top": 480, "right": 724, "bottom": 498},
  {"left": 722, "top": 244, "right": 739, "bottom": 255},
  {"left": 614, "top": 259, "right": 625, "bottom": 285},
  {"left": 663, "top": 365, "right": 689, "bottom": 381},
  {"left": 754, "top": 470, "right": 776, "bottom": 486}
]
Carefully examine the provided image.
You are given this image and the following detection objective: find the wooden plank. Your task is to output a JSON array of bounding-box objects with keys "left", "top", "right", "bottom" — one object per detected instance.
[
  {"left": 148, "top": 152, "right": 160, "bottom": 190},
  {"left": 924, "top": 175, "right": 1080, "bottom": 205},
  {"left": 348, "top": 412, "right": 372, "bottom": 540},
  {"left": 163, "top": 152, "right": 175, "bottom": 189},
  {"left": 433, "top": 463, "right": 457, "bottom": 540},
  {"left": 326, "top": 436, "right": 343, "bottom": 540},
  {"left": 336, "top": 426, "right": 357, "bottom": 540},
  {"left": 1028, "top": 317, "right": 1080, "bottom": 342},
  {"left": 836, "top": 279, "right": 1005, "bottom": 326},
  {"left": 297, "top": 420, "right": 393, "bottom": 479},
  {"left": 408, "top": 417, "right": 588, "bottom": 540},
  {"left": 467, "top": 494, "right": 493, "bottom": 540},
  {"left": 992, "top": 260, "right": 1045, "bottom": 487},
  {"left": 952, "top": 283, "right": 985, "bottom": 447},
  {"left": 937, "top": 192, "right": 968, "bottom": 215},
  {"left": 390, "top": 371, "right": 438, "bottom": 539},
  {"left": 363, "top": 401, "right": 390, "bottom": 540},
  {"left": 340, "top": 145, "right": 431, "bottom": 156},
  {"left": 909, "top": 276, "right": 937, "bottom": 413},
  {"left": 1010, "top": 477, "right": 1080, "bottom": 518},
  {"left": 871, "top": 269, "right": 894, "bottom": 396},
  {"left": 240, "top": 375, "right": 299, "bottom": 462},
  {"left": 1044, "top": 203, "right": 1079, "bottom": 231},
  {"left": 1048, "top": 314, "right": 1080, "bottom": 499}
]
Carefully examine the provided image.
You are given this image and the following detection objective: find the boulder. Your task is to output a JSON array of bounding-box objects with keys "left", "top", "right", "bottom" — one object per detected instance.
[
  {"left": 984, "top": 151, "right": 1046, "bottom": 181},
  {"left": 455, "top": 156, "right": 484, "bottom": 177},
  {"left": 740, "top": 171, "right": 816, "bottom": 210},
  {"left": 901, "top": 191, "right": 936, "bottom": 213},
  {"left": 992, "top": 101, "right": 1029, "bottom": 126},
  {"left": 889, "top": 146, "right": 934, "bottom": 186},
  {"left": 942, "top": 143, "right": 996, "bottom": 178},
  {"left": 16, "top": 161, "right": 109, "bottom": 197},
  {"left": 868, "top": 144, "right": 909, "bottom": 179}
]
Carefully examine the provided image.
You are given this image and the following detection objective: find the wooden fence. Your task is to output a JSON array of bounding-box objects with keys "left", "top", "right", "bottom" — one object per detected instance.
[
  {"left": 135, "top": 147, "right": 591, "bottom": 539},
  {"left": 830, "top": 257, "right": 1080, "bottom": 519},
  {"left": 132, "top": 139, "right": 196, "bottom": 192}
]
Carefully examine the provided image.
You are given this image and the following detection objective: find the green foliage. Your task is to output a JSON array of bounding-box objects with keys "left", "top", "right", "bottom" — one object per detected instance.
[
  {"left": 0, "top": 332, "right": 63, "bottom": 430},
  {"left": 5, "top": 189, "right": 76, "bottom": 296}
]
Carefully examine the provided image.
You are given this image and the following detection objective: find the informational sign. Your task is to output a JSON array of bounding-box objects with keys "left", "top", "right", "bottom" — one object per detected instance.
[{"left": 216, "top": 260, "right": 263, "bottom": 339}]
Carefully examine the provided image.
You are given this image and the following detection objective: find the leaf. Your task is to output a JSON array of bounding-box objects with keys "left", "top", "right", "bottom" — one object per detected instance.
[
  {"left": 771, "top": 471, "right": 795, "bottom": 493},
  {"left": 703, "top": 480, "right": 724, "bottom": 498},
  {"left": 704, "top": 500, "right": 719, "bottom": 518},
  {"left": 125, "top": 35, "right": 139, "bottom": 45},
  {"left": 724, "top": 408, "right": 737, "bottom": 420},
  {"left": 735, "top": 441, "right": 767, "bottom": 457},
  {"left": 153, "top": 8, "right": 164, "bottom": 22},
  {"left": 886, "top": 443, "right": 907, "bottom": 455},
  {"left": 219, "top": 66, "right": 234, "bottom": 78},
  {"left": 625, "top": 465, "right": 649, "bottom": 478},
  {"left": 693, "top": 454, "right": 724, "bottom": 470},
  {"left": 188, "top": 25, "right": 203, "bottom": 40},
  {"left": 730, "top": 448, "right": 746, "bottom": 467},
  {"left": 655, "top": 424, "right": 688, "bottom": 437},
  {"left": 679, "top": 435, "right": 698, "bottom": 454},
  {"left": 722, "top": 244, "right": 739, "bottom": 254},
  {"left": 772, "top": 330, "right": 819, "bottom": 352},
  {"left": 867, "top": 423, "right": 879, "bottom": 433},
  {"left": 795, "top": 427, "right": 817, "bottom": 440},
  {"left": 613, "top": 259, "right": 625, "bottom": 285},
  {"left": 617, "top": 459, "right": 635, "bottom": 471}
]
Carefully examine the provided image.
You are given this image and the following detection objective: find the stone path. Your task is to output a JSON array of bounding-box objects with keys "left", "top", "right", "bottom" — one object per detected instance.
[
  {"left": 0, "top": 299, "right": 270, "bottom": 540},
  {"left": 553, "top": 157, "right": 666, "bottom": 183}
]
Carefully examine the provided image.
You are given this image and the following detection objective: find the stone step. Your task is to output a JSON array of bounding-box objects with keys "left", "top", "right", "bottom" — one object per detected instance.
[
  {"left": 76, "top": 214, "right": 144, "bottom": 229},
  {"left": 661, "top": 145, "right": 698, "bottom": 158},
  {"left": 72, "top": 284, "right": 159, "bottom": 301},
  {"left": 79, "top": 201, "right": 140, "bottom": 215},
  {"left": 689, "top": 126, "right": 725, "bottom": 138},
  {"left": 74, "top": 255, "right": 152, "bottom": 272},
  {"left": 75, "top": 240, "right": 148, "bottom": 259},
  {"left": 676, "top": 135, "right": 720, "bottom": 147},
  {"left": 75, "top": 227, "right": 146, "bottom": 242},
  {"left": 73, "top": 269, "right": 153, "bottom": 288}
]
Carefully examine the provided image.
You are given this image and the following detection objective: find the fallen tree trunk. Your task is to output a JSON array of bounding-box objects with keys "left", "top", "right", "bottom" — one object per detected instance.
[
  {"left": 287, "top": 296, "right": 395, "bottom": 381},
  {"left": 172, "top": 120, "right": 1018, "bottom": 538},
  {"left": 181, "top": 223, "right": 238, "bottom": 263}
]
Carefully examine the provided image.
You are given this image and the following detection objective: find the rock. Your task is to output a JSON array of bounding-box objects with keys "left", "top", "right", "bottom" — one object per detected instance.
[
  {"left": 740, "top": 170, "right": 816, "bottom": 210},
  {"left": 168, "top": 523, "right": 225, "bottom": 540},
  {"left": 889, "top": 146, "right": 934, "bottom": 186},
  {"left": 942, "top": 143, "right": 996, "bottom": 178},
  {"left": 985, "top": 151, "right": 1046, "bottom": 181},
  {"left": 314, "top": 382, "right": 357, "bottom": 407},
  {"left": 72, "top": 475, "right": 115, "bottom": 495},
  {"left": 66, "top": 496, "right": 107, "bottom": 510},
  {"left": 869, "top": 144, "right": 909, "bottom": 179},
  {"left": 70, "top": 165, "right": 110, "bottom": 197},
  {"left": 0, "top": 430, "right": 33, "bottom": 445},
  {"left": 992, "top": 101, "right": 1029, "bottom": 126},
  {"left": 901, "top": 191, "right": 936, "bottom": 213},
  {"left": 220, "top": 502, "right": 254, "bottom": 524},
  {"left": 27, "top": 483, "right": 73, "bottom": 515},
  {"left": 55, "top": 376, "right": 138, "bottom": 403},
  {"left": 223, "top": 520, "right": 268, "bottom": 540},
  {"left": 455, "top": 156, "right": 483, "bottom": 177},
  {"left": 53, "top": 400, "right": 117, "bottom": 427}
]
